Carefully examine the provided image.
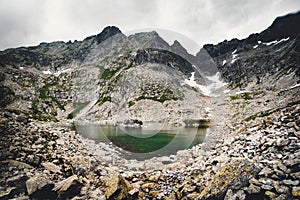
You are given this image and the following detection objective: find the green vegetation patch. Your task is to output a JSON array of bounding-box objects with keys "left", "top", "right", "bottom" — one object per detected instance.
[
  {"left": 128, "top": 101, "right": 135, "bottom": 107},
  {"left": 136, "top": 95, "right": 178, "bottom": 103},
  {"left": 229, "top": 92, "right": 252, "bottom": 101},
  {"left": 100, "top": 68, "right": 120, "bottom": 80}
]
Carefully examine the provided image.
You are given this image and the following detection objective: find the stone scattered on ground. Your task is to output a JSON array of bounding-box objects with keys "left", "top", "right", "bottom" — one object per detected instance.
[{"left": 0, "top": 103, "right": 299, "bottom": 199}]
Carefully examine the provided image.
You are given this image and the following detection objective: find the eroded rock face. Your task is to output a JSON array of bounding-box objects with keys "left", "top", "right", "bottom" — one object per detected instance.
[{"left": 26, "top": 174, "right": 51, "bottom": 195}]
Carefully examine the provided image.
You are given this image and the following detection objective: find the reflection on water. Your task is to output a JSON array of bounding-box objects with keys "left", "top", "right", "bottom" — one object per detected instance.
[{"left": 76, "top": 123, "right": 207, "bottom": 160}]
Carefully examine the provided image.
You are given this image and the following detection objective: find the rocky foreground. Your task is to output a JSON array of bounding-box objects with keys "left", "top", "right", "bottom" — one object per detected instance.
[{"left": 0, "top": 101, "right": 299, "bottom": 199}]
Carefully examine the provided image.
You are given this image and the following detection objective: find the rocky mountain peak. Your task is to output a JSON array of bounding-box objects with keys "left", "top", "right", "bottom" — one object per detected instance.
[
  {"left": 202, "top": 11, "right": 300, "bottom": 58},
  {"left": 95, "top": 25, "right": 122, "bottom": 44},
  {"left": 260, "top": 11, "right": 300, "bottom": 42},
  {"left": 171, "top": 40, "right": 188, "bottom": 54}
]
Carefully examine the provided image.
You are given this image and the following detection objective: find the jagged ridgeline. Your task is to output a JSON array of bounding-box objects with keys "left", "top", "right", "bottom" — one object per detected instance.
[
  {"left": 0, "top": 25, "right": 219, "bottom": 125},
  {"left": 0, "top": 11, "right": 300, "bottom": 126}
]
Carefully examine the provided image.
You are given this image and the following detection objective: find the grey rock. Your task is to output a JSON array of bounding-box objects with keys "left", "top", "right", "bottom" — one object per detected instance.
[
  {"left": 282, "top": 179, "right": 299, "bottom": 186},
  {"left": 0, "top": 187, "right": 16, "bottom": 199},
  {"left": 53, "top": 175, "right": 79, "bottom": 193},
  {"left": 276, "top": 138, "right": 289, "bottom": 147},
  {"left": 26, "top": 174, "right": 50, "bottom": 195},
  {"left": 274, "top": 182, "right": 289, "bottom": 194},
  {"left": 292, "top": 186, "right": 300, "bottom": 197},
  {"left": 265, "top": 191, "right": 277, "bottom": 199},
  {"left": 258, "top": 167, "right": 273, "bottom": 177},
  {"left": 247, "top": 184, "right": 261, "bottom": 194},
  {"left": 41, "top": 162, "right": 61, "bottom": 174}
]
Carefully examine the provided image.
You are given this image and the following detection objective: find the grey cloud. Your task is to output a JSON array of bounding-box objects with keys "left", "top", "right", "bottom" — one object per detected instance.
[{"left": 0, "top": 0, "right": 299, "bottom": 52}]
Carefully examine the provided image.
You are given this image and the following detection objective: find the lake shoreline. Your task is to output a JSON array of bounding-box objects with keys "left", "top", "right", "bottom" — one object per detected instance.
[{"left": 1, "top": 104, "right": 299, "bottom": 199}]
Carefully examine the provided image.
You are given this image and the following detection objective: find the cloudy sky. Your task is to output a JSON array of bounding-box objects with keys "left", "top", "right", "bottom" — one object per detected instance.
[{"left": 0, "top": 0, "right": 299, "bottom": 54}]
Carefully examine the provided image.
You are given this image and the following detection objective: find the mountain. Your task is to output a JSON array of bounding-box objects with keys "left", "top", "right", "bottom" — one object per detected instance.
[
  {"left": 0, "top": 11, "right": 300, "bottom": 200},
  {"left": 202, "top": 11, "right": 300, "bottom": 89}
]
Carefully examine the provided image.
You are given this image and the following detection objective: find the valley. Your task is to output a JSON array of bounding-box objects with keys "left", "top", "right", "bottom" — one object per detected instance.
[{"left": 0, "top": 11, "right": 300, "bottom": 200}]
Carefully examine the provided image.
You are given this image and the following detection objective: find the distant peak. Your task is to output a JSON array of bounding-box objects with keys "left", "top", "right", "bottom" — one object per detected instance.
[
  {"left": 101, "top": 26, "right": 122, "bottom": 34},
  {"left": 172, "top": 40, "right": 183, "bottom": 47},
  {"left": 260, "top": 11, "right": 300, "bottom": 41},
  {"left": 171, "top": 40, "right": 188, "bottom": 53},
  {"left": 95, "top": 26, "right": 122, "bottom": 44}
]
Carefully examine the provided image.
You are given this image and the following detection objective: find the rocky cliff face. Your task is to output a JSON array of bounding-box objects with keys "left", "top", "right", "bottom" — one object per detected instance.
[
  {"left": 202, "top": 11, "right": 300, "bottom": 89},
  {"left": 0, "top": 11, "right": 300, "bottom": 200}
]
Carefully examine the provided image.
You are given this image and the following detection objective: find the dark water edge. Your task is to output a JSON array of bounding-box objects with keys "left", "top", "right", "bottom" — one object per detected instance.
[{"left": 75, "top": 123, "right": 207, "bottom": 160}]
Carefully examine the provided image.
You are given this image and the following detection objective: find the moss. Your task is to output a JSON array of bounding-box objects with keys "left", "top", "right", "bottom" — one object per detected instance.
[
  {"left": 229, "top": 95, "right": 239, "bottom": 101},
  {"left": 229, "top": 92, "right": 252, "bottom": 101},
  {"left": 32, "top": 114, "right": 58, "bottom": 122},
  {"left": 100, "top": 68, "right": 120, "bottom": 80},
  {"left": 97, "top": 96, "right": 112, "bottom": 106},
  {"left": 128, "top": 101, "right": 135, "bottom": 107},
  {"left": 135, "top": 87, "right": 179, "bottom": 103},
  {"left": 135, "top": 95, "right": 177, "bottom": 103}
]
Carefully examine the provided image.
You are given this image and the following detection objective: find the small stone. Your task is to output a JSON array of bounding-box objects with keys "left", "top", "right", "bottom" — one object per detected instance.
[
  {"left": 148, "top": 173, "right": 161, "bottom": 182},
  {"left": 276, "top": 163, "right": 288, "bottom": 173},
  {"left": 259, "top": 167, "right": 273, "bottom": 177},
  {"left": 141, "top": 183, "right": 155, "bottom": 192},
  {"left": 292, "top": 186, "right": 300, "bottom": 197},
  {"left": 182, "top": 185, "right": 196, "bottom": 193},
  {"left": 0, "top": 187, "right": 16, "bottom": 199},
  {"left": 53, "top": 175, "right": 79, "bottom": 193},
  {"left": 247, "top": 184, "right": 261, "bottom": 194},
  {"left": 261, "top": 184, "right": 273, "bottom": 191},
  {"left": 249, "top": 178, "right": 261, "bottom": 186},
  {"left": 128, "top": 188, "right": 139, "bottom": 197},
  {"left": 290, "top": 172, "right": 300, "bottom": 180},
  {"left": 186, "top": 193, "right": 200, "bottom": 199},
  {"left": 274, "top": 194, "right": 287, "bottom": 200},
  {"left": 104, "top": 174, "right": 132, "bottom": 199},
  {"left": 149, "top": 190, "right": 160, "bottom": 197},
  {"left": 273, "top": 169, "right": 285, "bottom": 179},
  {"left": 41, "top": 162, "right": 61, "bottom": 174},
  {"left": 282, "top": 179, "right": 299, "bottom": 186},
  {"left": 274, "top": 182, "right": 289, "bottom": 194},
  {"left": 88, "top": 188, "right": 105, "bottom": 200},
  {"left": 276, "top": 138, "right": 289, "bottom": 147},
  {"left": 26, "top": 174, "right": 50, "bottom": 195},
  {"left": 285, "top": 122, "right": 295, "bottom": 128},
  {"left": 265, "top": 191, "right": 277, "bottom": 199}
]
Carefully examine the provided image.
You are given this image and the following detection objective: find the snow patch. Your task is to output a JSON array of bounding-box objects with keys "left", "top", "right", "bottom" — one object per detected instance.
[
  {"left": 253, "top": 45, "right": 258, "bottom": 49},
  {"left": 184, "top": 72, "right": 227, "bottom": 96},
  {"left": 222, "top": 60, "right": 227, "bottom": 65},
  {"left": 223, "top": 89, "right": 231, "bottom": 94},
  {"left": 235, "top": 90, "right": 251, "bottom": 95},
  {"left": 290, "top": 83, "right": 300, "bottom": 89},
  {"left": 19, "top": 67, "right": 24, "bottom": 70},
  {"left": 231, "top": 49, "right": 238, "bottom": 64},
  {"left": 42, "top": 70, "right": 52, "bottom": 75},
  {"left": 264, "top": 40, "right": 278, "bottom": 46},
  {"left": 205, "top": 107, "right": 211, "bottom": 113},
  {"left": 184, "top": 72, "right": 211, "bottom": 96},
  {"left": 262, "top": 37, "right": 289, "bottom": 46},
  {"left": 54, "top": 68, "right": 72, "bottom": 76}
]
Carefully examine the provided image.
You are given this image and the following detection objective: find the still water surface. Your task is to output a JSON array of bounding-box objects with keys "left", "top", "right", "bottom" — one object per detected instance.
[{"left": 76, "top": 123, "right": 207, "bottom": 159}]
